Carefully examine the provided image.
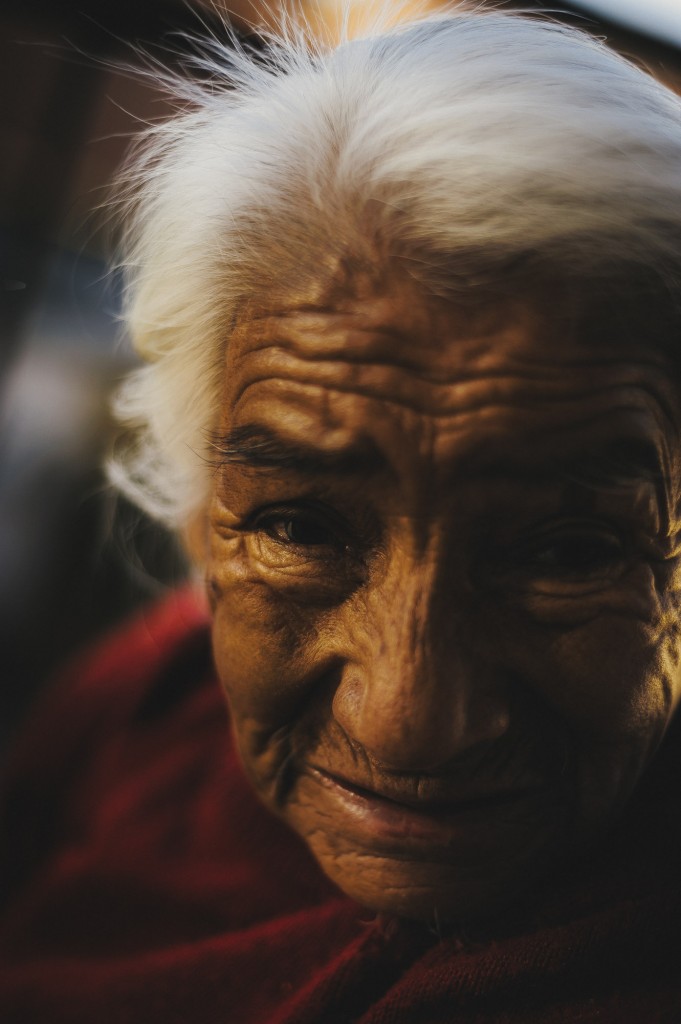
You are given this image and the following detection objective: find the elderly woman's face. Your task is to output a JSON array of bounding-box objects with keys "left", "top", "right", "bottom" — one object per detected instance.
[{"left": 205, "top": 270, "right": 681, "bottom": 923}]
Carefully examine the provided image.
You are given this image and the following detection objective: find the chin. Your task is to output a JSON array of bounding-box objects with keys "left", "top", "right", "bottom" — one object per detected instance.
[
  {"left": 284, "top": 772, "right": 571, "bottom": 926},
  {"left": 316, "top": 851, "right": 549, "bottom": 925}
]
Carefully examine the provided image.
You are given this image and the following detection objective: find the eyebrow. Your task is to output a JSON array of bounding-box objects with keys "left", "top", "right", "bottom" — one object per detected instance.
[
  {"left": 443, "top": 433, "right": 664, "bottom": 501},
  {"left": 209, "top": 424, "right": 387, "bottom": 476},
  {"left": 210, "top": 425, "right": 665, "bottom": 496},
  {"left": 549, "top": 438, "right": 663, "bottom": 490}
]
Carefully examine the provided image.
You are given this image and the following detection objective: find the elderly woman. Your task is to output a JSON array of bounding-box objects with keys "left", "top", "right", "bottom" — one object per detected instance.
[{"left": 2, "top": 7, "right": 681, "bottom": 1022}]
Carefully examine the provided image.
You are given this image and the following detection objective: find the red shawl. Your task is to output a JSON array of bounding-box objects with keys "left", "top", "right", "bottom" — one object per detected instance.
[{"left": 1, "top": 588, "right": 680, "bottom": 1023}]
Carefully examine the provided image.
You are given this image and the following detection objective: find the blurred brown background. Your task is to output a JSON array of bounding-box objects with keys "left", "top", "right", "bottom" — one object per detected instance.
[{"left": 1, "top": 0, "right": 680, "bottom": 752}]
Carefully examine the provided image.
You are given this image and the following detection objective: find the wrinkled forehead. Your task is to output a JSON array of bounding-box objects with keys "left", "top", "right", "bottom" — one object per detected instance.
[
  {"left": 228, "top": 286, "right": 524, "bottom": 383},
  {"left": 224, "top": 265, "right": 678, "bottom": 395},
  {"left": 215, "top": 272, "right": 681, "bottom": 512}
]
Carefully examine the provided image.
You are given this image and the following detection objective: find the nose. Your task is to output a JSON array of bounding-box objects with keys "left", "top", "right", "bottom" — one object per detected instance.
[{"left": 331, "top": 562, "right": 510, "bottom": 772}]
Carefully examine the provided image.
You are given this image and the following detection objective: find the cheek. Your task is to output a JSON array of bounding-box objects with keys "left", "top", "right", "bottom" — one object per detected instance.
[
  {"left": 211, "top": 571, "right": 312, "bottom": 717},
  {"left": 497, "top": 562, "right": 681, "bottom": 736},
  {"left": 208, "top": 535, "right": 334, "bottom": 801},
  {"left": 557, "top": 614, "right": 675, "bottom": 729},
  {"left": 497, "top": 598, "right": 681, "bottom": 814},
  {"left": 210, "top": 582, "right": 298, "bottom": 805},
  {"left": 526, "top": 621, "right": 674, "bottom": 728}
]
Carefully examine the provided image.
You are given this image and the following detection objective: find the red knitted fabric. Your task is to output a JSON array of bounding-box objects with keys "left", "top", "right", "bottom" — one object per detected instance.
[{"left": 1, "top": 589, "right": 680, "bottom": 1023}]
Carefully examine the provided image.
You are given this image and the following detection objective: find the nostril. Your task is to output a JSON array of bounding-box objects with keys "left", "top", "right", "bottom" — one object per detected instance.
[{"left": 330, "top": 673, "right": 363, "bottom": 734}]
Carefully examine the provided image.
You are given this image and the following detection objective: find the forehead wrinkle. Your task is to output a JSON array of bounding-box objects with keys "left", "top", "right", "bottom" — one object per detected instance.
[
  {"left": 222, "top": 376, "right": 676, "bottom": 533},
  {"left": 232, "top": 285, "right": 530, "bottom": 362},
  {"left": 236, "top": 304, "right": 676, "bottom": 387},
  {"left": 228, "top": 289, "right": 681, "bottom": 413},
  {"left": 229, "top": 325, "right": 681, "bottom": 414},
  {"left": 224, "top": 297, "right": 681, "bottom": 503},
  {"left": 236, "top": 333, "right": 632, "bottom": 386},
  {"left": 238, "top": 317, "right": 519, "bottom": 380},
  {"left": 229, "top": 358, "right": 674, "bottom": 425},
  {"left": 228, "top": 379, "right": 673, "bottom": 510}
]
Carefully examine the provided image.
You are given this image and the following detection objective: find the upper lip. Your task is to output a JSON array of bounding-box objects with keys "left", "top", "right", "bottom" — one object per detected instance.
[{"left": 309, "top": 765, "right": 543, "bottom": 811}]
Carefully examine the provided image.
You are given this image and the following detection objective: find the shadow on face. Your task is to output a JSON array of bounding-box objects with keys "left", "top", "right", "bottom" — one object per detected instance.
[{"left": 202, "top": 268, "right": 681, "bottom": 923}]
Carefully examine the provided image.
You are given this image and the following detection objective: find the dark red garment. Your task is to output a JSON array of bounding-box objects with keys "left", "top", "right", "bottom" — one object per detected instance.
[{"left": 1, "top": 588, "right": 681, "bottom": 1023}]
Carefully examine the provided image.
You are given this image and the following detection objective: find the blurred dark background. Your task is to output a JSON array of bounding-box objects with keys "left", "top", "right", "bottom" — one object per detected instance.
[
  {"left": 1, "top": 0, "right": 680, "bottom": 754},
  {"left": 0, "top": 0, "right": 217, "bottom": 752}
]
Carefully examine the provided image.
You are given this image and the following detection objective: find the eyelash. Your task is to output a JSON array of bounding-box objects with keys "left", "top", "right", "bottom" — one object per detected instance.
[
  {"left": 248, "top": 501, "right": 645, "bottom": 591},
  {"left": 251, "top": 504, "right": 351, "bottom": 553},
  {"left": 509, "top": 520, "right": 628, "bottom": 580}
]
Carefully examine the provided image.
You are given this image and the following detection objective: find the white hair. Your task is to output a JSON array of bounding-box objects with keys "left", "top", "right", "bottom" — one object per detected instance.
[{"left": 109, "top": 6, "right": 681, "bottom": 527}]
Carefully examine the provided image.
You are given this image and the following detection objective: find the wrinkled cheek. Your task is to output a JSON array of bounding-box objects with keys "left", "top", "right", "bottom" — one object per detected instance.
[
  {"left": 659, "top": 614, "right": 681, "bottom": 720},
  {"left": 497, "top": 606, "right": 681, "bottom": 823},
  {"left": 507, "top": 607, "right": 679, "bottom": 731},
  {"left": 211, "top": 605, "right": 298, "bottom": 810},
  {"left": 601, "top": 676, "right": 669, "bottom": 807},
  {"left": 209, "top": 564, "right": 306, "bottom": 706},
  {"left": 208, "top": 564, "right": 325, "bottom": 809}
]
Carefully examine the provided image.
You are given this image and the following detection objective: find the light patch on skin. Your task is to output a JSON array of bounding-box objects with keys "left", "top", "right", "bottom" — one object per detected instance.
[{"left": 202, "top": 266, "right": 681, "bottom": 924}]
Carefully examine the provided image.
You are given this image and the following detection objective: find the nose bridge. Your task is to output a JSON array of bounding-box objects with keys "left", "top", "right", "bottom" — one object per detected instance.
[
  {"left": 371, "top": 551, "right": 464, "bottom": 741},
  {"left": 379, "top": 555, "right": 441, "bottom": 701},
  {"left": 333, "top": 541, "right": 509, "bottom": 770}
]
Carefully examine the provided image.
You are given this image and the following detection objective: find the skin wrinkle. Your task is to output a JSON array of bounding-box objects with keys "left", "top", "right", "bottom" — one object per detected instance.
[
  {"left": 220, "top": 395, "right": 671, "bottom": 516},
  {"left": 232, "top": 300, "right": 677, "bottom": 373},
  {"left": 204, "top": 270, "right": 681, "bottom": 924},
  {"left": 222, "top": 397, "right": 667, "bottom": 501},
  {"left": 224, "top": 325, "right": 679, "bottom": 473},
  {"left": 210, "top": 429, "right": 668, "bottom": 531},
  {"left": 236, "top": 329, "right": 672, "bottom": 377},
  {"left": 231, "top": 350, "right": 676, "bottom": 422}
]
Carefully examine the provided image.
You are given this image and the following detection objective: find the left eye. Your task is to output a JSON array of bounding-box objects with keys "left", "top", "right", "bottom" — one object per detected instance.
[{"left": 522, "top": 529, "right": 624, "bottom": 577}]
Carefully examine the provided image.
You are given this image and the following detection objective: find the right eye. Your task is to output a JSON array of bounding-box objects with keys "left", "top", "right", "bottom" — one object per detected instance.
[
  {"left": 248, "top": 501, "right": 357, "bottom": 566},
  {"left": 246, "top": 502, "right": 368, "bottom": 600},
  {"left": 258, "top": 510, "right": 347, "bottom": 551}
]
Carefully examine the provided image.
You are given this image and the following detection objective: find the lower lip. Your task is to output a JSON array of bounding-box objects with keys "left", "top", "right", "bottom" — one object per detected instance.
[{"left": 306, "top": 768, "right": 543, "bottom": 854}]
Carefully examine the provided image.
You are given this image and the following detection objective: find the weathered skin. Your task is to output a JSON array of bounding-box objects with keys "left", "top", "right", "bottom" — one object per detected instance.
[{"left": 201, "top": 266, "right": 681, "bottom": 924}]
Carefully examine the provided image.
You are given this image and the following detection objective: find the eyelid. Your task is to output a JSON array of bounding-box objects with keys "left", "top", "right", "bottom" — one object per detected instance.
[
  {"left": 516, "top": 518, "right": 624, "bottom": 550},
  {"left": 514, "top": 515, "right": 622, "bottom": 543},
  {"left": 509, "top": 521, "right": 629, "bottom": 585},
  {"left": 245, "top": 502, "right": 372, "bottom": 596},
  {"left": 248, "top": 501, "right": 353, "bottom": 550},
  {"left": 250, "top": 499, "right": 343, "bottom": 525}
]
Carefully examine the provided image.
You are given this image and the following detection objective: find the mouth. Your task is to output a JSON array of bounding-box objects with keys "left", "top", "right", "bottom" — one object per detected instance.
[{"left": 305, "top": 766, "right": 548, "bottom": 856}]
